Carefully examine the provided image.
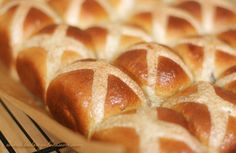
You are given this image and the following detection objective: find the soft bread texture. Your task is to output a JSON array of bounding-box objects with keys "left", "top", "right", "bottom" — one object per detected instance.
[
  {"left": 85, "top": 23, "right": 152, "bottom": 60},
  {"left": 0, "top": 0, "right": 60, "bottom": 73},
  {"left": 46, "top": 60, "right": 147, "bottom": 137},
  {"left": 172, "top": 0, "right": 236, "bottom": 33},
  {"left": 93, "top": 108, "right": 206, "bottom": 153},
  {"left": 127, "top": 3, "right": 202, "bottom": 44},
  {"left": 16, "top": 24, "right": 95, "bottom": 100},
  {"left": 163, "top": 82, "right": 236, "bottom": 153},
  {"left": 114, "top": 42, "right": 193, "bottom": 106},
  {"left": 173, "top": 36, "right": 236, "bottom": 82}
]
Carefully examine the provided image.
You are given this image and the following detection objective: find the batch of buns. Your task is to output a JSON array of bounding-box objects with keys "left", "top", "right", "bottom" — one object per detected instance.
[{"left": 1, "top": 0, "right": 236, "bottom": 153}]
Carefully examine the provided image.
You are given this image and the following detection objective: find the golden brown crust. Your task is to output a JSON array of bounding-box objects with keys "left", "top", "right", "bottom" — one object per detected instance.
[
  {"left": 219, "top": 66, "right": 236, "bottom": 78},
  {"left": 61, "top": 50, "right": 81, "bottom": 66},
  {"left": 216, "top": 65, "right": 236, "bottom": 95},
  {"left": 164, "top": 82, "right": 236, "bottom": 153},
  {"left": 173, "top": 103, "right": 236, "bottom": 153},
  {"left": 114, "top": 49, "right": 148, "bottom": 85},
  {"left": 104, "top": 75, "right": 141, "bottom": 118},
  {"left": 47, "top": 0, "right": 111, "bottom": 28},
  {"left": 94, "top": 126, "right": 198, "bottom": 153},
  {"left": 119, "top": 35, "right": 144, "bottom": 50},
  {"left": 36, "top": 24, "right": 57, "bottom": 35},
  {"left": 16, "top": 24, "right": 94, "bottom": 100},
  {"left": 66, "top": 26, "right": 95, "bottom": 51},
  {"left": 174, "top": 1, "right": 202, "bottom": 21},
  {"left": 222, "top": 81, "right": 236, "bottom": 94},
  {"left": 156, "top": 107, "right": 188, "bottom": 129},
  {"left": 128, "top": 6, "right": 200, "bottom": 43},
  {"left": 174, "top": 43, "right": 204, "bottom": 76},
  {"left": 173, "top": 36, "right": 236, "bottom": 81},
  {"left": 173, "top": 0, "right": 236, "bottom": 33},
  {"left": 46, "top": 69, "right": 94, "bottom": 135},
  {"left": 0, "top": 28, "right": 13, "bottom": 70},
  {"left": 174, "top": 84, "right": 198, "bottom": 97},
  {"left": 220, "top": 116, "right": 236, "bottom": 153},
  {"left": 114, "top": 43, "right": 192, "bottom": 105},
  {"left": 43, "top": 51, "right": 204, "bottom": 151},
  {"left": 218, "top": 29, "right": 236, "bottom": 49},
  {"left": 84, "top": 24, "right": 151, "bottom": 60},
  {"left": 215, "top": 50, "right": 236, "bottom": 77},
  {"left": 0, "top": 0, "right": 59, "bottom": 73},
  {"left": 47, "top": 0, "right": 70, "bottom": 19},
  {"left": 16, "top": 47, "right": 47, "bottom": 99},
  {"left": 84, "top": 26, "right": 107, "bottom": 55},
  {"left": 128, "top": 12, "right": 153, "bottom": 35},
  {"left": 80, "top": 0, "right": 109, "bottom": 26},
  {"left": 7, "top": 1, "right": 236, "bottom": 152},
  {"left": 215, "top": 7, "right": 236, "bottom": 30},
  {"left": 0, "top": 5, "right": 17, "bottom": 69},
  {"left": 214, "top": 86, "right": 236, "bottom": 105},
  {"left": 93, "top": 107, "right": 204, "bottom": 153},
  {"left": 167, "top": 16, "right": 197, "bottom": 40},
  {"left": 156, "top": 56, "right": 191, "bottom": 97},
  {"left": 93, "top": 127, "right": 140, "bottom": 153},
  {"left": 46, "top": 60, "right": 145, "bottom": 136},
  {"left": 159, "top": 138, "right": 196, "bottom": 153},
  {"left": 173, "top": 102, "right": 211, "bottom": 145},
  {"left": 23, "top": 8, "right": 54, "bottom": 38}
]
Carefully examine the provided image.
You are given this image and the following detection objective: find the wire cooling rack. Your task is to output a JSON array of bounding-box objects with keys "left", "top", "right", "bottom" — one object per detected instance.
[{"left": 0, "top": 99, "right": 77, "bottom": 153}]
